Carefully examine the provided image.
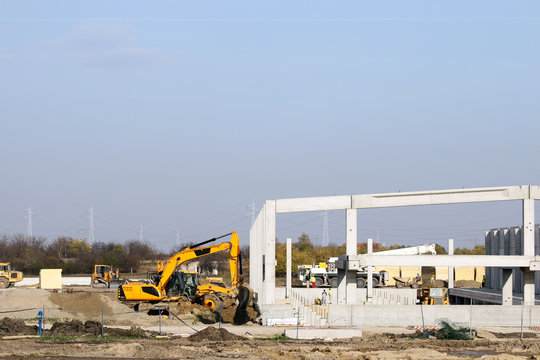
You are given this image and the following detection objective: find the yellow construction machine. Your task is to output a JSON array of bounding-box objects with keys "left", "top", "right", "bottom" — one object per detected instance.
[
  {"left": 418, "top": 287, "right": 449, "bottom": 305},
  {"left": 92, "top": 265, "right": 121, "bottom": 288},
  {"left": 0, "top": 263, "right": 23, "bottom": 288},
  {"left": 118, "top": 231, "right": 250, "bottom": 313}
]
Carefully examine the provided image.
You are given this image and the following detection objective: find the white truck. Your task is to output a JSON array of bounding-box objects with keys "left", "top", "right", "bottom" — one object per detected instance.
[{"left": 298, "top": 260, "right": 388, "bottom": 288}]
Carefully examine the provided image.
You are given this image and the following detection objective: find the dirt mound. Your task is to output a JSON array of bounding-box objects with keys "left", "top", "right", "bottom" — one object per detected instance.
[
  {"left": 188, "top": 326, "right": 245, "bottom": 341},
  {"left": 49, "top": 292, "right": 113, "bottom": 315},
  {"left": 219, "top": 302, "right": 259, "bottom": 325},
  {"left": 48, "top": 319, "right": 154, "bottom": 338},
  {"left": 49, "top": 319, "right": 102, "bottom": 336},
  {"left": 0, "top": 317, "right": 37, "bottom": 335},
  {"left": 173, "top": 299, "right": 212, "bottom": 315}
]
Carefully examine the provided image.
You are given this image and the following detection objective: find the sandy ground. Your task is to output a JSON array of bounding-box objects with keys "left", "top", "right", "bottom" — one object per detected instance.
[
  {"left": 2, "top": 287, "right": 540, "bottom": 359},
  {"left": 1, "top": 333, "right": 540, "bottom": 359}
]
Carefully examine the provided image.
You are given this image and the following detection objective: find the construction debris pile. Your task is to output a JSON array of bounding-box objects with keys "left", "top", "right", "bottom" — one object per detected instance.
[{"left": 188, "top": 326, "right": 246, "bottom": 341}]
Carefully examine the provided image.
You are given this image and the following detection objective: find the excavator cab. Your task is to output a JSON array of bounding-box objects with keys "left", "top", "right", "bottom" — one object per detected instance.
[{"left": 164, "top": 270, "right": 199, "bottom": 299}]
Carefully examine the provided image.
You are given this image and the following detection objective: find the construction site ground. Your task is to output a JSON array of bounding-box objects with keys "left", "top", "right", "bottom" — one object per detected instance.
[{"left": 2, "top": 287, "right": 540, "bottom": 359}]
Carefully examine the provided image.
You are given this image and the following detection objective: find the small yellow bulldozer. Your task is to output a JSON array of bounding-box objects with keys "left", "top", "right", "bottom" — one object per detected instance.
[
  {"left": 92, "top": 265, "right": 121, "bottom": 288},
  {"left": 0, "top": 262, "right": 23, "bottom": 288}
]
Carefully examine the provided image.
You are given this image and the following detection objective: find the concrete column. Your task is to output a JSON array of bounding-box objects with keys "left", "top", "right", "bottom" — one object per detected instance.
[
  {"left": 524, "top": 270, "right": 535, "bottom": 305},
  {"left": 523, "top": 198, "right": 535, "bottom": 305},
  {"left": 367, "top": 238, "right": 373, "bottom": 301},
  {"left": 346, "top": 208, "right": 357, "bottom": 304},
  {"left": 337, "top": 266, "right": 347, "bottom": 304},
  {"left": 263, "top": 200, "right": 276, "bottom": 304},
  {"left": 249, "top": 209, "right": 263, "bottom": 297},
  {"left": 523, "top": 199, "right": 535, "bottom": 256},
  {"left": 502, "top": 269, "right": 513, "bottom": 305},
  {"left": 286, "top": 237, "right": 292, "bottom": 299},
  {"left": 448, "top": 238, "right": 454, "bottom": 289}
]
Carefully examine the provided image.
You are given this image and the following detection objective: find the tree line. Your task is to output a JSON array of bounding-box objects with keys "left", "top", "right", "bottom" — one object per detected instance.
[
  {"left": 0, "top": 234, "right": 160, "bottom": 275},
  {"left": 275, "top": 233, "right": 485, "bottom": 277},
  {"left": 0, "top": 233, "right": 252, "bottom": 276}
]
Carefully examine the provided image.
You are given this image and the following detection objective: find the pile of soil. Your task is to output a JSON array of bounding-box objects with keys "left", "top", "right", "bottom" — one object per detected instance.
[
  {"left": 219, "top": 302, "right": 259, "bottom": 325},
  {"left": 49, "top": 292, "right": 113, "bottom": 315},
  {"left": 174, "top": 299, "right": 212, "bottom": 315},
  {"left": 188, "top": 326, "right": 245, "bottom": 341},
  {"left": 47, "top": 319, "right": 154, "bottom": 338},
  {"left": 48, "top": 320, "right": 102, "bottom": 336},
  {"left": 0, "top": 317, "right": 37, "bottom": 336}
]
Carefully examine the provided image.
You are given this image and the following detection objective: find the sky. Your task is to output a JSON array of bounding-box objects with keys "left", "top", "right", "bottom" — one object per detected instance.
[{"left": 1, "top": 1, "right": 539, "bottom": 251}]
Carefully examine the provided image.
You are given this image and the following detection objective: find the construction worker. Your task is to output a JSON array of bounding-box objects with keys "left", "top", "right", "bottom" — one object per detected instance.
[
  {"left": 311, "top": 274, "right": 316, "bottom": 288},
  {"left": 328, "top": 288, "right": 333, "bottom": 304},
  {"left": 321, "top": 290, "right": 327, "bottom": 305}
]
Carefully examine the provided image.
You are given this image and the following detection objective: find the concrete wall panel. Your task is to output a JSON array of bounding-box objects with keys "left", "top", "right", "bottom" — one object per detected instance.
[{"left": 328, "top": 305, "right": 540, "bottom": 327}]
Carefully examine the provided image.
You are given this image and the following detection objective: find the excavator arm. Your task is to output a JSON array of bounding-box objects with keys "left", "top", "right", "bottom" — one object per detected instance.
[{"left": 157, "top": 233, "right": 240, "bottom": 293}]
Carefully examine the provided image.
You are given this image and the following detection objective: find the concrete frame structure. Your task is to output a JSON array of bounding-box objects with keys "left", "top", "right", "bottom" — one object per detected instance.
[{"left": 250, "top": 185, "right": 540, "bottom": 305}]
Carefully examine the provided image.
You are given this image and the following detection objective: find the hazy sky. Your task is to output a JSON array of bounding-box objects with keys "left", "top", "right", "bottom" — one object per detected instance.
[{"left": 1, "top": 1, "right": 539, "bottom": 251}]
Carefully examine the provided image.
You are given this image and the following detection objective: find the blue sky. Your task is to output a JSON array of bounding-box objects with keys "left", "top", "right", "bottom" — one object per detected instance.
[{"left": 1, "top": 1, "right": 539, "bottom": 250}]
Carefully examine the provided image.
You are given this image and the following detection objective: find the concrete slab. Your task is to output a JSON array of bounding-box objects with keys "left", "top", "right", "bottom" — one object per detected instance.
[{"left": 284, "top": 328, "right": 362, "bottom": 339}]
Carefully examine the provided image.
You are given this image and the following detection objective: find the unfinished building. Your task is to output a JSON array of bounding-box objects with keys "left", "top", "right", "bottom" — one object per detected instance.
[{"left": 250, "top": 185, "right": 540, "bottom": 327}]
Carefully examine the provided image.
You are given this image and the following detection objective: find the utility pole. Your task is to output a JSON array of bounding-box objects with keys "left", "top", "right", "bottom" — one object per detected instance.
[
  {"left": 139, "top": 225, "right": 144, "bottom": 242},
  {"left": 25, "top": 206, "right": 34, "bottom": 237},
  {"left": 176, "top": 228, "right": 181, "bottom": 248},
  {"left": 88, "top": 206, "right": 95, "bottom": 243},
  {"left": 251, "top": 198, "right": 256, "bottom": 226},
  {"left": 322, "top": 211, "right": 329, "bottom": 247}
]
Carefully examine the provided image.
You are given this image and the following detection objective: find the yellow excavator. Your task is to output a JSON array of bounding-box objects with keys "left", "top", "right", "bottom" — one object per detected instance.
[{"left": 118, "top": 232, "right": 249, "bottom": 313}]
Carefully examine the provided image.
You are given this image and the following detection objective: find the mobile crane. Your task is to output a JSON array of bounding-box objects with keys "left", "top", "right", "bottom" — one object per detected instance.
[{"left": 118, "top": 232, "right": 249, "bottom": 313}]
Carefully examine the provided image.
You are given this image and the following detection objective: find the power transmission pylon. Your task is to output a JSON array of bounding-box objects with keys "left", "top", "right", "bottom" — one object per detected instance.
[
  {"left": 25, "top": 206, "right": 34, "bottom": 237},
  {"left": 88, "top": 206, "right": 95, "bottom": 243},
  {"left": 322, "top": 211, "right": 329, "bottom": 247}
]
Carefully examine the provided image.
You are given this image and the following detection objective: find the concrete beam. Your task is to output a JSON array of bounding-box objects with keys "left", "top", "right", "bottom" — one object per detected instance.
[
  {"left": 347, "top": 255, "right": 539, "bottom": 268},
  {"left": 352, "top": 186, "right": 529, "bottom": 209},
  {"left": 275, "top": 196, "right": 351, "bottom": 213},
  {"left": 530, "top": 185, "right": 540, "bottom": 199}
]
